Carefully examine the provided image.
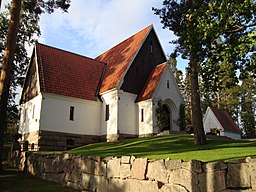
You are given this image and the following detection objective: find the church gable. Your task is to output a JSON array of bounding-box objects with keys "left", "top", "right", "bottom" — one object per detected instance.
[
  {"left": 121, "top": 28, "right": 167, "bottom": 95},
  {"left": 20, "top": 53, "right": 39, "bottom": 104},
  {"left": 96, "top": 25, "right": 153, "bottom": 94}
]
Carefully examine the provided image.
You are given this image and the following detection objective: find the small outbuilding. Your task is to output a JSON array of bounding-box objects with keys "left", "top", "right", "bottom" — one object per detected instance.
[{"left": 203, "top": 107, "right": 241, "bottom": 140}]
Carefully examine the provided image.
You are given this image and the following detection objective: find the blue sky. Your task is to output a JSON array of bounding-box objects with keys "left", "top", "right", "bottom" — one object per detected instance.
[{"left": 2, "top": 0, "right": 188, "bottom": 71}]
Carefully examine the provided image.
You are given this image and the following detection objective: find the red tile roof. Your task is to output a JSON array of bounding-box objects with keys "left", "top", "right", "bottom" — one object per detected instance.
[
  {"left": 136, "top": 63, "right": 167, "bottom": 102},
  {"left": 210, "top": 107, "right": 240, "bottom": 133},
  {"left": 36, "top": 43, "right": 106, "bottom": 100},
  {"left": 96, "top": 25, "right": 153, "bottom": 94}
]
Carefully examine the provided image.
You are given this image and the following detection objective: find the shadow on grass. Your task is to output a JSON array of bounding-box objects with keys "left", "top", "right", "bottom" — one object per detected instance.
[
  {"left": 67, "top": 134, "right": 256, "bottom": 162},
  {"left": 0, "top": 163, "right": 78, "bottom": 192}
]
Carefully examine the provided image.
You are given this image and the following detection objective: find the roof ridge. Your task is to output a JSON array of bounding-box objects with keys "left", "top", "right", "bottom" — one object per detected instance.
[
  {"left": 36, "top": 42, "right": 106, "bottom": 65},
  {"left": 96, "top": 25, "right": 153, "bottom": 59}
]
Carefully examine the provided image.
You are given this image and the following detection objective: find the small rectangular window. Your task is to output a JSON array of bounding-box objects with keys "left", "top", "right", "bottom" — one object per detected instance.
[
  {"left": 69, "top": 106, "right": 74, "bottom": 121},
  {"left": 24, "top": 109, "right": 27, "bottom": 121},
  {"left": 150, "top": 41, "right": 153, "bottom": 53},
  {"left": 167, "top": 80, "right": 170, "bottom": 89},
  {"left": 32, "top": 105, "right": 35, "bottom": 119},
  {"left": 105, "top": 104, "right": 109, "bottom": 121},
  {"left": 141, "top": 108, "right": 144, "bottom": 122}
]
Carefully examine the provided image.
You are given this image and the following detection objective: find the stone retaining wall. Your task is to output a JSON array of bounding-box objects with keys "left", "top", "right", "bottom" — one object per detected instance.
[{"left": 9, "top": 152, "right": 256, "bottom": 192}]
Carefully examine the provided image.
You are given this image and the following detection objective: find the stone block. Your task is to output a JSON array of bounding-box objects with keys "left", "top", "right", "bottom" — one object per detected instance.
[
  {"left": 41, "top": 172, "right": 65, "bottom": 184},
  {"left": 131, "top": 158, "right": 147, "bottom": 180},
  {"left": 169, "top": 168, "right": 198, "bottom": 192},
  {"left": 67, "top": 166, "right": 82, "bottom": 184},
  {"left": 121, "top": 156, "right": 130, "bottom": 164},
  {"left": 130, "top": 156, "right": 135, "bottom": 163},
  {"left": 247, "top": 158, "right": 256, "bottom": 190},
  {"left": 147, "top": 160, "right": 168, "bottom": 184},
  {"left": 107, "top": 178, "right": 126, "bottom": 192},
  {"left": 227, "top": 162, "right": 251, "bottom": 188},
  {"left": 120, "top": 163, "right": 131, "bottom": 179},
  {"left": 182, "top": 160, "right": 202, "bottom": 173},
  {"left": 80, "top": 157, "right": 96, "bottom": 174},
  {"left": 199, "top": 170, "right": 226, "bottom": 192},
  {"left": 108, "top": 179, "right": 159, "bottom": 192},
  {"left": 160, "top": 183, "right": 188, "bottom": 192},
  {"left": 127, "top": 180, "right": 159, "bottom": 192},
  {"left": 203, "top": 161, "right": 227, "bottom": 172},
  {"left": 94, "top": 161, "right": 107, "bottom": 176},
  {"left": 80, "top": 173, "right": 108, "bottom": 191},
  {"left": 165, "top": 159, "right": 182, "bottom": 170},
  {"left": 107, "top": 158, "right": 121, "bottom": 178}
]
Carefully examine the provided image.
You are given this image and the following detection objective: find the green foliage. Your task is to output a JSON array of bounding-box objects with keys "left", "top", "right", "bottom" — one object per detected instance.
[
  {"left": 155, "top": 100, "right": 170, "bottom": 132},
  {"left": 240, "top": 73, "right": 256, "bottom": 138},
  {"left": 68, "top": 135, "right": 256, "bottom": 162},
  {"left": 0, "top": 0, "right": 71, "bottom": 142},
  {"left": 154, "top": 0, "right": 256, "bottom": 141}
]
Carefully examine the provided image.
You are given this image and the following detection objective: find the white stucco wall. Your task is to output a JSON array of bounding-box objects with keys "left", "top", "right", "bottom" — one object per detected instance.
[
  {"left": 40, "top": 93, "right": 101, "bottom": 135},
  {"left": 137, "top": 99, "right": 154, "bottom": 135},
  {"left": 19, "top": 94, "right": 42, "bottom": 135},
  {"left": 203, "top": 109, "right": 223, "bottom": 133},
  {"left": 118, "top": 90, "right": 137, "bottom": 135},
  {"left": 153, "top": 66, "right": 184, "bottom": 132},
  {"left": 100, "top": 90, "right": 119, "bottom": 136}
]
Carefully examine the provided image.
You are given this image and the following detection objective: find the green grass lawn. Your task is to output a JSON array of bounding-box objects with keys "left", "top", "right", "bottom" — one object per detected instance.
[
  {"left": 0, "top": 162, "right": 78, "bottom": 192},
  {"left": 68, "top": 135, "right": 256, "bottom": 162}
]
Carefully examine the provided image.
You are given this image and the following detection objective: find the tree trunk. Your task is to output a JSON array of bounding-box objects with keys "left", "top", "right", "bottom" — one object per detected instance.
[
  {"left": 0, "top": 0, "right": 22, "bottom": 173},
  {"left": 190, "top": 58, "right": 207, "bottom": 145}
]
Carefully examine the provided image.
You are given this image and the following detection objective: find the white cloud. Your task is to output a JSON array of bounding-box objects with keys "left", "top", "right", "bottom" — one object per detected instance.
[
  {"left": 2, "top": 0, "right": 187, "bottom": 70},
  {"left": 39, "top": 0, "right": 177, "bottom": 56}
]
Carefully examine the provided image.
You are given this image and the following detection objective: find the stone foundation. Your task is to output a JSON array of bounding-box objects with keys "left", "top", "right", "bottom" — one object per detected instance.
[
  {"left": 9, "top": 152, "right": 256, "bottom": 192},
  {"left": 21, "top": 130, "right": 101, "bottom": 151}
]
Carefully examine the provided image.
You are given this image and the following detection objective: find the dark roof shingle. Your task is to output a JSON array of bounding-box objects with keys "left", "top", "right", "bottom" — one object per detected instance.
[{"left": 211, "top": 107, "right": 240, "bottom": 133}]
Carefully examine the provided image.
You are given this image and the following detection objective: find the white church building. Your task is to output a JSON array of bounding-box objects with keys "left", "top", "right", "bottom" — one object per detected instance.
[{"left": 18, "top": 25, "right": 184, "bottom": 151}]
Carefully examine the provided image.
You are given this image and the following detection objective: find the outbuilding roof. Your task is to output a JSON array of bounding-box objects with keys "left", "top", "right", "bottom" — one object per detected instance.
[
  {"left": 36, "top": 43, "right": 106, "bottom": 100},
  {"left": 210, "top": 107, "right": 240, "bottom": 133}
]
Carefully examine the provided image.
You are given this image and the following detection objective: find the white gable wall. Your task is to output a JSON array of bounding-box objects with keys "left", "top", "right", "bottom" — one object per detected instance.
[
  {"left": 203, "top": 107, "right": 224, "bottom": 133},
  {"left": 118, "top": 90, "right": 137, "bottom": 135},
  {"left": 153, "top": 66, "right": 184, "bottom": 132},
  {"left": 223, "top": 131, "right": 241, "bottom": 140},
  {"left": 19, "top": 94, "right": 42, "bottom": 135},
  {"left": 40, "top": 93, "right": 101, "bottom": 135}
]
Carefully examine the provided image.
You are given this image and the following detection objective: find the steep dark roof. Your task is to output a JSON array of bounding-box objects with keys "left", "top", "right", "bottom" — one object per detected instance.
[
  {"left": 96, "top": 25, "right": 152, "bottom": 94},
  {"left": 136, "top": 63, "right": 167, "bottom": 102},
  {"left": 211, "top": 107, "right": 240, "bottom": 133},
  {"left": 36, "top": 43, "right": 106, "bottom": 100}
]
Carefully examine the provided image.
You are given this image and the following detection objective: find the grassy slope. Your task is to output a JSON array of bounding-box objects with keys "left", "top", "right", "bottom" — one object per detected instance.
[{"left": 69, "top": 135, "right": 256, "bottom": 162}]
